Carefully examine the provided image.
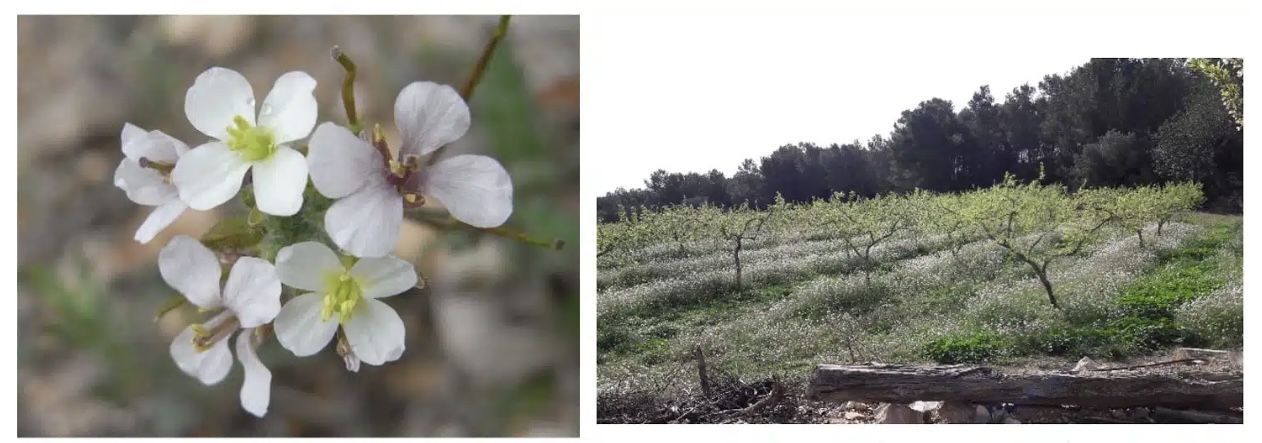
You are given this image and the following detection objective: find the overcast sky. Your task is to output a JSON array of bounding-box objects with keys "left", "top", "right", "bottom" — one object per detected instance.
[{"left": 590, "top": 15, "right": 1088, "bottom": 193}]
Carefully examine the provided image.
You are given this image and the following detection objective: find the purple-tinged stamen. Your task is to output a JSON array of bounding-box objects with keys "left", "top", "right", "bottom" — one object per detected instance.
[{"left": 138, "top": 157, "right": 175, "bottom": 175}]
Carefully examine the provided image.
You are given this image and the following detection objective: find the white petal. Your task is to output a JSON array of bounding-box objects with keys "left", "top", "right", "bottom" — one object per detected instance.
[
  {"left": 185, "top": 67, "right": 256, "bottom": 140},
  {"left": 236, "top": 330, "right": 272, "bottom": 417},
  {"left": 121, "top": 123, "right": 146, "bottom": 147},
  {"left": 169, "top": 324, "right": 202, "bottom": 375},
  {"left": 273, "top": 293, "right": 339, "bottom": 357},
  {"left": 123, "top": 130, "right": 187, "bottom": 164},
  {"left": 134, "top": 199, "right": 187, "bottom": 244},
  {"left": 171, "top": 142, "right": 252, "bottom": 211},
  {"left": 419, "top": 155, "right": 513, "bottom": 228},
  {"left": 386, "top": 343, "right": 404, "bottom": 362},
  {"left": 343, "top": 298, "right": 405, "bottom": 366},
  {"left": 158, "top": 235, "right": 223, "bottom": 309},
  {"left": 168, "top": 132, "right": 192, "bottom": 157},
  {"left": 323, "top": 184, "right": 402, "bottom": 258},
  {"left": 394, "top": 82, "right": 470, "bottom": 157},
  {"left": 275, "top": 241, "right": 341, "bottom": 292},
  {"left": 121, "top": 131, "right": 164, "bottom": 162},
  {"left": 150, "top": 130, "right": 192, "bottom": 158},
  {"left": 307, "top": 122, "right": 384, "bottom": 199},
  {"left": 169, "top": 323, "right": 234, "bottom": 385},
  {"left": 350, "top": 256, "right": 417, "bottom": 299},
  {"left": 251, "top": 146, "right": 308, "bottom": 216},
  {"left": 222, "top": 257, "right": 282, "bottom": 328},
  {"left": 114, "top": 160, "right": 176, "bottom": 206},
  {"left": 258, "top": 71, "right": 318, "bottom": 144}
]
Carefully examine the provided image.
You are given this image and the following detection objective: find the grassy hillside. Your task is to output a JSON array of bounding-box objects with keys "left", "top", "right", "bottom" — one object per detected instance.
[{"left": 597, "top": 211, "right": 1242, "bottom": 400}]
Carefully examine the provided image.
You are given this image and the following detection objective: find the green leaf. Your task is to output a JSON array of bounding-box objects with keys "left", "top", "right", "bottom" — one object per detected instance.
[{"left": 200, "top": 217, "right": 264, "bottom": 251}]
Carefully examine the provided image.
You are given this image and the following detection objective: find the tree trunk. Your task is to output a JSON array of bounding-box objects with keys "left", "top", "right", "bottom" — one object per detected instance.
[
  {"left": 860, "top": 251, "right": 875, "bottom": 286},
  {"left": 1002, "top": 248, "right": 1060, "bottom": 309},
  {"left": 732, "top": 238, "right": 743, "bottom": 289},
  {"left": 1035, "top": 269, "right": 1058, "bottom": 309},
  {"left": 1136, "top": 229, "right": 1146, "bottom": 248},
  {"left": 807, "top": 363, "right": 1242, "bottom": 410}
]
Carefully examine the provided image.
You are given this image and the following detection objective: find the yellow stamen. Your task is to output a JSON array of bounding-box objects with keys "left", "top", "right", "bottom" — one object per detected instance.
[
  {"left": 388, "top": 159, "right": 409, "bottom": 178},
  {"left": 321, "top": 269, "right": 365, "bottom": 324},
  {"left": 224, "top": 115, "right": 276, "bottom": 162},
  {"left": 372, "top": 123, "right": 387, "bottom": 146},
  {"left": 190, "top": 316, "right": 240, "bottom": 352}
]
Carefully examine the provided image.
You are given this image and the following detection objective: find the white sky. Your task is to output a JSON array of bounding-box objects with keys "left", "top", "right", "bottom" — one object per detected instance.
[{"left": 590, "top": 14, "right": 1088, "bottom": 193}]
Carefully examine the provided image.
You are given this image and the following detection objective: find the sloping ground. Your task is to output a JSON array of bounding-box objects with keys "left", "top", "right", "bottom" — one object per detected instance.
[{"left": 596, "top": 213, "right": 1243, "bottom": 423}]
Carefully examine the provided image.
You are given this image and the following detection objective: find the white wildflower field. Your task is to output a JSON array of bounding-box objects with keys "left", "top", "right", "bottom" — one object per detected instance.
[{"left": 596, "top": 178, "right": 1243, "bottom": 408}]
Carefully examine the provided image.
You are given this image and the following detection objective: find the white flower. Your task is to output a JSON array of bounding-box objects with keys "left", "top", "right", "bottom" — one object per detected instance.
[
  {"left": 160, "top": 235, "right": 281, "bottom": 417},
  {"left": 307, "top": 82, "right": 512, "bottom": 257},
  {"left": 172, "top": 67, "right": 316, "bottom": 216},
  {"left": 272, "top": 241, "right": 415, "bottom": 365},
  {"left": 113, "top": 123, "right": 191, "bottom": 244}
]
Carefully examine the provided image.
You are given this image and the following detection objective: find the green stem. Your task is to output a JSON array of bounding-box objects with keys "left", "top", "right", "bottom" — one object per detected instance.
[
  {"left": 410, "top": 210, "right": 562, "bottom": 250},
  {"left": 460, "top": 15, "right": 512, "bottom": 101},
  {"left": 470, "top": 223, "right": 565, "bottom": 250},
  {"left": 429, "top": 15, "right": 513, "bottom": 166},
  {"left": 331, "top": 46, "right": 362, "bottom": 135},
  {"left": 154, "top": 294, "right": 188, "bottom": 322}
]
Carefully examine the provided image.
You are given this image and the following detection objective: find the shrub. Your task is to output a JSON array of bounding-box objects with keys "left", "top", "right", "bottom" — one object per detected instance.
[{"left": 924, "top": 329, "right": 1006, "bottom": 364}]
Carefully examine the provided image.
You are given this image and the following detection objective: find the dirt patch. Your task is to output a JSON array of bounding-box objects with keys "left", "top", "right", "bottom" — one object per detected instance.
[{"left": 597, "top": 369, "right": 832, "bottom": 424}]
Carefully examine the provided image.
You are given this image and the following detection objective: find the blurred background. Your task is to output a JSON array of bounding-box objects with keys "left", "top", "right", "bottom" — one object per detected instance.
[{"left": 16, "top": 15, "right": 579, "bottom": 437}]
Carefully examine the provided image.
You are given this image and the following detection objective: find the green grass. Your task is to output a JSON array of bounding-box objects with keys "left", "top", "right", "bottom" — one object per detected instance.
[
  {"left": 1003, "top": 221, "right": 1238, "bottom": 360},
  {"left": 1115, "top": 262, "right": 1219, "bottom": 319},
  {"left": 598, "top": 214, "right": 1243, "bottom": 388},
  {"left": 925, "top": 329, "right": 1008, "bottom": 364},
  {"left": 1024, "top": 220, "right": 1237, "bottom": 359},
  {"left": 598, "top": 284, "right": 795, "bottom": 365}
]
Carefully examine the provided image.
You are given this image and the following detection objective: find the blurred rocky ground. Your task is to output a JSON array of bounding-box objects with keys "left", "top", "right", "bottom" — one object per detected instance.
[{"left": 15, "top": 15, "right": 579, "bottom": 437}]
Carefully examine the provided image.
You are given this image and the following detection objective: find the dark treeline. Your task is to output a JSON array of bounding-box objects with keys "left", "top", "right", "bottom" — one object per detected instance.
[{"left": 597, "top": 58, "right": 1243, "bottom": 223}]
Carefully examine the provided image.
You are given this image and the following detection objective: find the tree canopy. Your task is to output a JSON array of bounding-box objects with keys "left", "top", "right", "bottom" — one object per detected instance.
[{"left": 597, "top": 58, "right": 1243, "bottom": 223}]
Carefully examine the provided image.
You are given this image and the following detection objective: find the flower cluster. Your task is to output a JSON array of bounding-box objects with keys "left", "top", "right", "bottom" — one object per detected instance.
[{"left": 116, "top": 64, "right": 514, "bottom": 417}]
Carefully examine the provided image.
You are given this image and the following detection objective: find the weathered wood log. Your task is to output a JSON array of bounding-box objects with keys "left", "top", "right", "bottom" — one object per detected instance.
[
  {"left": 1171, "top": 347, "right": 1242, "bottom": 368},
  {"left": 1172, "top": 347, "right": 1229, "bottom": 359},
  {"left": 1151, "top": 407, "right": 1244, "bottom": 424},
  {"left": 807, "top": 363, "right": 1242, "bottom": 409}
]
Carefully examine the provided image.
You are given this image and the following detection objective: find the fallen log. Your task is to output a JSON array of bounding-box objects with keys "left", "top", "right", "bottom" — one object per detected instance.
[
  {"left": 1171, "top": 348, "right": 1230, "bottom": 360},
  {"left": 807, "top": 363, "right": 1242, "bottom": 410},
  {"left": 1151, "top": 407, "right": 1243, "bottom": 424}
]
